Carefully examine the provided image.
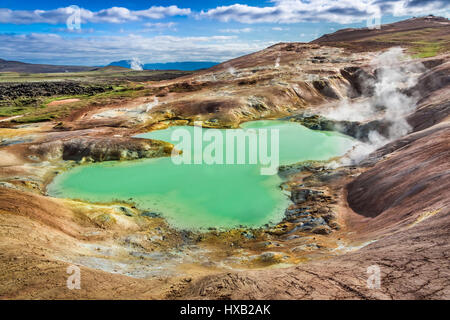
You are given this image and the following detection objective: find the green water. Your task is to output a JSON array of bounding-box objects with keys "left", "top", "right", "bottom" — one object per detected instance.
[{"left": 47, "top": 120, "right": 354, "bottom": 230}]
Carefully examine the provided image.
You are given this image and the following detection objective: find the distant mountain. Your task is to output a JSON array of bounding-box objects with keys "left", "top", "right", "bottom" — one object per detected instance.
[
  {"left": 0, "top": 58, "right": 95, "bottom": 73},
  {"left": 0, "top": 57, "right": 218, "bottom": 74},
  {"left": 90, "top": 66, "right": 132, "bottom": 72},
  {"left": 108, "top": 60, "right": 219, "bottom": 71}
]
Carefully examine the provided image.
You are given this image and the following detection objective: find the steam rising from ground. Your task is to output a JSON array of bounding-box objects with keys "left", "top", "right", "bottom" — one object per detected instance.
[
  {"left": 130, "top": 57, "right": 144, "bottom": 71},
  {"left": 146, "top": 97, "right": 159, "bottom": 113},
  {"left": 228, "top": 66, "right": 236, "bottom": 76},
  {"left": 275, "top": 55, "right": 281, "bottom": 68},
  {"left": 327, "top": 48, "right": 425, "bottom": 166}
]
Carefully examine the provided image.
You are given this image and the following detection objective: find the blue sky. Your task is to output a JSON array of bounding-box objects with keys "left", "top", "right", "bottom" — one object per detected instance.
[{"left": 0, "top": 0, "right": 448, "bottom": 66}]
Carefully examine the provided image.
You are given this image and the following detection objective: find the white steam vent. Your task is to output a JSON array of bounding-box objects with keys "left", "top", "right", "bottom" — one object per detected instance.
[
  {"left": 146, "top": 97, "right": 159, "bottom": 113},
  {"left": 275, "top": 55, "right": 281, "bottom": 68},
  {"left": 130, "top": 57, "right": 144, "bottom": 71},
  {"left": 228, "top": 66, "right": 236, "bottom": 76},
  {"left": 327, "top": 47, "right": 426, "bottom": 166}
]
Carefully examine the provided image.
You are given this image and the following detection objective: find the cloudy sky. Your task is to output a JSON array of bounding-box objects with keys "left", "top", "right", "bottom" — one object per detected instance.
[{"left": 0, "top": 0, "right": 448, "bottom": 66}]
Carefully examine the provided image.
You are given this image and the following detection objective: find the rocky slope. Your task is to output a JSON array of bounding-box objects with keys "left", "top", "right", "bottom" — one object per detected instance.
[
  {"left": 314, "top": 15, "right": 449, "bottom": 44},
  {"left": 29, "top": 137, "right": 174, "bottom": 162},
  {"left": 0, "top": 16, "right": 449, "bottom": 299},
  {"left": 172, "top": 57, "right": 450, "bottom": 300}
]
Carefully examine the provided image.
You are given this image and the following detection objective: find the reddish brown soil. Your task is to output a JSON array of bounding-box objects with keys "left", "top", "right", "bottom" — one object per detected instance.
[
  {"left": 169, "top": 61, "right": 450, "bottom": 299},
  {"left": 173, "top": 113, "right": 450, "bottom": 300},
  {"left": 313, "top": 16, "right": 449, "bottom": 43},
  {"left": 0, "top": 17, "right": 449, "bottom": 300}
]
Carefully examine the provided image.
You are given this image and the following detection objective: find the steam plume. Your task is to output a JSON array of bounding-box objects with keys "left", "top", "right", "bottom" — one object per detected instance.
[
  {"left": 146, "top": 97, "right": 159, "bottom": 113},
  {"left": 275, "top": 55, "right": 280, "bottom": 68},
  {"left": 327, "top": 48, "right": 425, "bottom": 166},
  {"left": 228, "top": 66, "right": 236, "bottom": 76},
  {"left": 130, "top": 57, "right": 144, "bottom": 71}
]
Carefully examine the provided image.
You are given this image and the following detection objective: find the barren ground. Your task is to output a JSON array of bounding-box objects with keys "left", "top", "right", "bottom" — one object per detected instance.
[{"left": 0, "top": 16, "right": 449, "bottom": 300}]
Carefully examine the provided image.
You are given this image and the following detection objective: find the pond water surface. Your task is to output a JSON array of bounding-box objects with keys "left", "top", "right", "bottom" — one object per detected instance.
[{"left": 47, "top": 120, "right": 354, "bottom": 230}]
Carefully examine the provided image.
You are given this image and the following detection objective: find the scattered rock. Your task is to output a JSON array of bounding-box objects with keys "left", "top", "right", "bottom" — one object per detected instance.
[
  {"left": 241, "top": 231, "right": 256, "bottom": 239},
  {"left": 29, "top": 137, "right": 174, "bottom": 162},
  {"left": 312, "top": 80, "right": 339, "bottom": 99},
  {"left": 92, "top": 214, "right": 116, "bottom": 228},
  {"left": 340, "top": 66, "right": 375, "bottom": 97},
  {"left": 312, "top": 225, "right": 333, "bottom": 235},
  {"left": 141, "top": 212, "right": 161, "bottom": 218},
  {"left": 118, "top": 206, "right": 135, "bottom": 217},
  {"left": 0, "top": 81, "right": 110, "bottom": 100},
  {"left": 256, "top": 252, "right": 286, "bottom": 264},
  {"left": 291, "top": 188, "right": 324, "bottom": 204},
  {"left": 290, "top": 243, "right": 320, "bottom": 252}
]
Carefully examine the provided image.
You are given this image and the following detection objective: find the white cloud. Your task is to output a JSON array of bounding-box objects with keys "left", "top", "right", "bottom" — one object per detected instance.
[
  {"left": 0, "top": 33, "right": 271, "bottom": 65},
  {"left": 142, "top": 22, "right": 178, "bottom": 31},
  {"left": 200, "top": 0, "right": 449, "bottom": 24},
  {"left": 219, "top": 28, "right": 253, "bottom": 33},
  {"left": 272, "top": 27, "right": 290, "bottom": 31},
  {"left": 1, "top": 1, "right": 447, "bottom": 26},
  {"left": 0, "top": 6, "right": 191, "bottom": 24},
  {"left": 144, "top": 22, "right": 177, "bottom": 28}
]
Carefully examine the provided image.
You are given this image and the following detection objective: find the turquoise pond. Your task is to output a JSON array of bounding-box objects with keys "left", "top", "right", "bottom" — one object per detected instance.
[{"left": 47, "top": 120, "right": 354, "bottom": 230}]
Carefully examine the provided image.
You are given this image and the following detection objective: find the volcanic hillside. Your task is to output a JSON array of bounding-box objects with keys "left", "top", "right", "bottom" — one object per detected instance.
[{"left": 0, "top": 16, "right": 448, "bottom": 299}]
